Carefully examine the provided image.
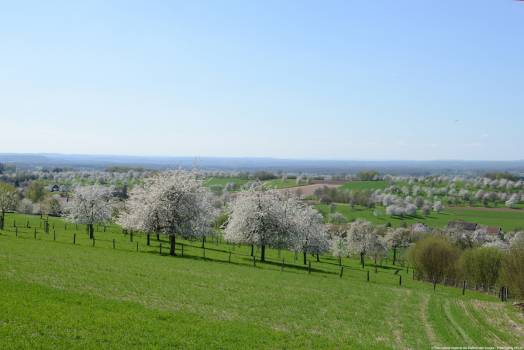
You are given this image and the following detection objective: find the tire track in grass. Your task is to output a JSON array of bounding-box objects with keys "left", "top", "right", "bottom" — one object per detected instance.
[
  {"left": 470, "top": 300, "right": 524, "bottom": 347},
  {"left": 419, "top": 294, "right": 439, "bottom": 347},
  {"left": 459, "top": 300, "right": 505, "bottom": 347},
  {"left": 427, "top": 295, "right": 464, "bottom": 346},
  {"left": 387, "top": 289, "right": 408, "bottom": 349},
  {"left": 442, "top": 299, "right": 474, "bottom": 346}
]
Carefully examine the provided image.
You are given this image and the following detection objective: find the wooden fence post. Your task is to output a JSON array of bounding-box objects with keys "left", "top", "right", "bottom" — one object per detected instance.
[
  {"left": 181, "top": 244, "right": 184, "bottom": 257},
  {"left": 367, "top": 270, "right": 370, "bottom": 282},
  {"left": 136, "top": 242, "right": 139, "bottom": 252},
  {"left": 399, "top": 275, "right": 402, "bottom": 286},
  {"left": 281, "top": 258, "right": 284, "bottom": 272},
  {"left": 462, "top": 280, "right": 466, "bottom": 295},
  {"left": 340, "top": 266, "right": 344, "bottom": 278},
  {"left": 73, "top": 233, "right": 76, "bottom": 245},
  {"left": 228, "top": 251, "right": 232, "bottom": 263},
  {"left": 252, "top": 256, "right": 256, "bottom": 267},
  {"left": 159, "top": 243, "right": 162, "bottom": 255},
  {"left": 113, "top": 239, "right": 115, "bottom": 249}
]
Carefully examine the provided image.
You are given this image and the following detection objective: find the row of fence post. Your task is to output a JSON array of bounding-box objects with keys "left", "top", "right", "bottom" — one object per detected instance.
[{"left": 4, "top": 220, "right": 513, "bottom": 300}]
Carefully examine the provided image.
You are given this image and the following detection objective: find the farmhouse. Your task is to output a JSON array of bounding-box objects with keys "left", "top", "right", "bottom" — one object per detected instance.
[
  {"left": 50, "top": 184, "right": 60, "bottom": 192},
  {"left": 475, "top": 226, "right": 503, "bottom": 238},
  {"left": 447, "top": 220, "right": 478, "bottom": 232},
  {"left": 411, "top": 223, "right": 430, "bottom": 234}
]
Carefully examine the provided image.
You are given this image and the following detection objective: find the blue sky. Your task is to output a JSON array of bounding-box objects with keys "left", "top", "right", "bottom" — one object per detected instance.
[{"left": 1, "top": 0, "right": 523, "bottom": 160}]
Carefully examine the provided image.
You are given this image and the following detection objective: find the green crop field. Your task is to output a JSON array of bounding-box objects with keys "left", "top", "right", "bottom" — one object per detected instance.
[
  {"left": 0, "top": 213, "right": 523, "bottom": 349},
  {"left": 341, "top": 181, "right": 388, "bottom": 191},
  {"left": 316, "top": 204, "right": 524, "bottom": 231},
  {"left": 263, "top": 178, "right": 302, "bottom": 189},
  {"left": 205, "top": 177, "right": 304, "bottom": 190}
]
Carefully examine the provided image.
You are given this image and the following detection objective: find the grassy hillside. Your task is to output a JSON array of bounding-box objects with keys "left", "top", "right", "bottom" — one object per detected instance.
[
  {"left": 1, "top": 213, "right": 523, "bottom": 349},
  {"left": 341, "top": 180, "right": 388, "bottom": 191},
  {"left": 316, "top": 204, "right": 524, "bottom": 231}
]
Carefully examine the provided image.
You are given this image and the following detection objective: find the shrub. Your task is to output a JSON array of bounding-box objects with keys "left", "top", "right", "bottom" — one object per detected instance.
[
  {"left": 409, "top": 235, "right": 460, "bottom": 285},
  {"left": 499, "top": 240, "right": 524, "bottom": 300},
  {"left": 459, "top": 247, "right": 502, "bottom": 292}
]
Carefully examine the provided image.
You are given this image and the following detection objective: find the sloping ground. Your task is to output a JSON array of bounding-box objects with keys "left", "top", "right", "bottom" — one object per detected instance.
[{"left": 0, "top": 214, "right": 523, "bottom": 349}]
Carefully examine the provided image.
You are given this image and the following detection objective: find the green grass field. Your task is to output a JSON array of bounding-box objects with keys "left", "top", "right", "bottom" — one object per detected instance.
[
  {"left": 317, "top": 204, "right": 524, "bottom": 231},
  {"left": 341, "top": 180, "right": 388, "bottom": 191},
  {"left": 205, "top": 177, "right": 304, "bottom": 190},
  {"left": 263, "top": 178, "right": 303, "bottom": 189},
  {"left": 1, "top": 213, "right": 523, "bottom": 349}
]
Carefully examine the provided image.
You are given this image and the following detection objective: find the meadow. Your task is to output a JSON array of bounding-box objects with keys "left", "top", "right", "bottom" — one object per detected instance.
[
  {"left": 204, "top": 177, "right": 304, "bottom": 190},
  {"left": 1, "top": 213, "right": 523, "bottom": 349},
  {"left": 340, "top": 180, "right": 388, "bottom": 191},
  {"left": 316, "top": 204, "right": 524, "bottom": 231}
]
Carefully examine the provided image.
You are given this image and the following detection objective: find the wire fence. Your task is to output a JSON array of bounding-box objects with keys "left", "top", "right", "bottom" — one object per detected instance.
[{"left": 0, "top": 213, "right": 501, "bottom": 298}]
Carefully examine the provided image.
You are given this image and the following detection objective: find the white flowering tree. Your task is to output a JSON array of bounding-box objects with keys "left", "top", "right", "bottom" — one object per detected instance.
[
  {"left": 433, "top": 201, "right": 443, "bottom": 213},
  {"left": 18, "top": 198, "right": 34, "bottom": 215},
  {"left": 289, "top": 203, "right": 329, "bottom": 264},
  {"left": 367, "top": 232, "right": 388, "bottom": 266},
  {"left": 330, "top": 235, "right": 348, "bottom": 266},
  {"left": 346, "top": 219, "right": 378, "bottom": 268},
  {"left": 118, "top": 171, "right": 216, "bottom": 256},
  {"left": 384, "top": 227, "right": 411, "bottom": 265},
  {"left": 505, "top": 194, "right": 519, "bottom": 208},
  {"left": 67, "top": 185, "right": 113, "bottom": 239},
  {"left": 0, "top": 182, "right": 18, "bottom": 230},
  {"left": 224, "top": 188, "right": 291, "bottom": 262}
]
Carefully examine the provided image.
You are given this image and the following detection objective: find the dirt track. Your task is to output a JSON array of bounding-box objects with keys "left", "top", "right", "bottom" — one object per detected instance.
[{"left": 277, "top": 183, "right": 340, "bottom": 197}]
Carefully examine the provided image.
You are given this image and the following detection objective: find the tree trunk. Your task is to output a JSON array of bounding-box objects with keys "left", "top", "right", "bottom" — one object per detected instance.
[
  {"left": 147, "top": 233, "right": 150, "bottom": 246},
  {"left": 202, "top": 236, "right": 206, "bottom": 249},
  {"left": 260, "top": 245, "right": 266, "bottom": 262},
  {"left": 360, "top": 252, "right": 365, "bottom": 268},
  {"left": 88, "top": 224, "right": 94, "bottom": 239},
  {"left": 250, "top": 244, "right": 254, "bottom": 257},
  {"left": 156, "top": 233, "right": 160, "bottom": 241},
  {"left": 392, "top": 247, "right": 397, "bottom": 265},
  {"left": 170, "top": 235, "right": 176, "bottom": 256},
  {"left": 303, "top": 251, "right": 307, "bottom": 265},
  {"left": 316, "top": 253, "right": 319, "bottom": 262},
  {"left": 0, "top": 211, "right": 4, "bottom": 230}
]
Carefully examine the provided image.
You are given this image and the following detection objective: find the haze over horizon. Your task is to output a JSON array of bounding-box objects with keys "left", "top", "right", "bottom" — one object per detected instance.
[{"left": 1, "top": 1, "right": 523, "bottom": 160}]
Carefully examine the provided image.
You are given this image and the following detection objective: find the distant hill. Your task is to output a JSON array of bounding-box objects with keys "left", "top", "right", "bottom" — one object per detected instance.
[{"left": 1, "top": 153, "right": 524, "bottom": 175}]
